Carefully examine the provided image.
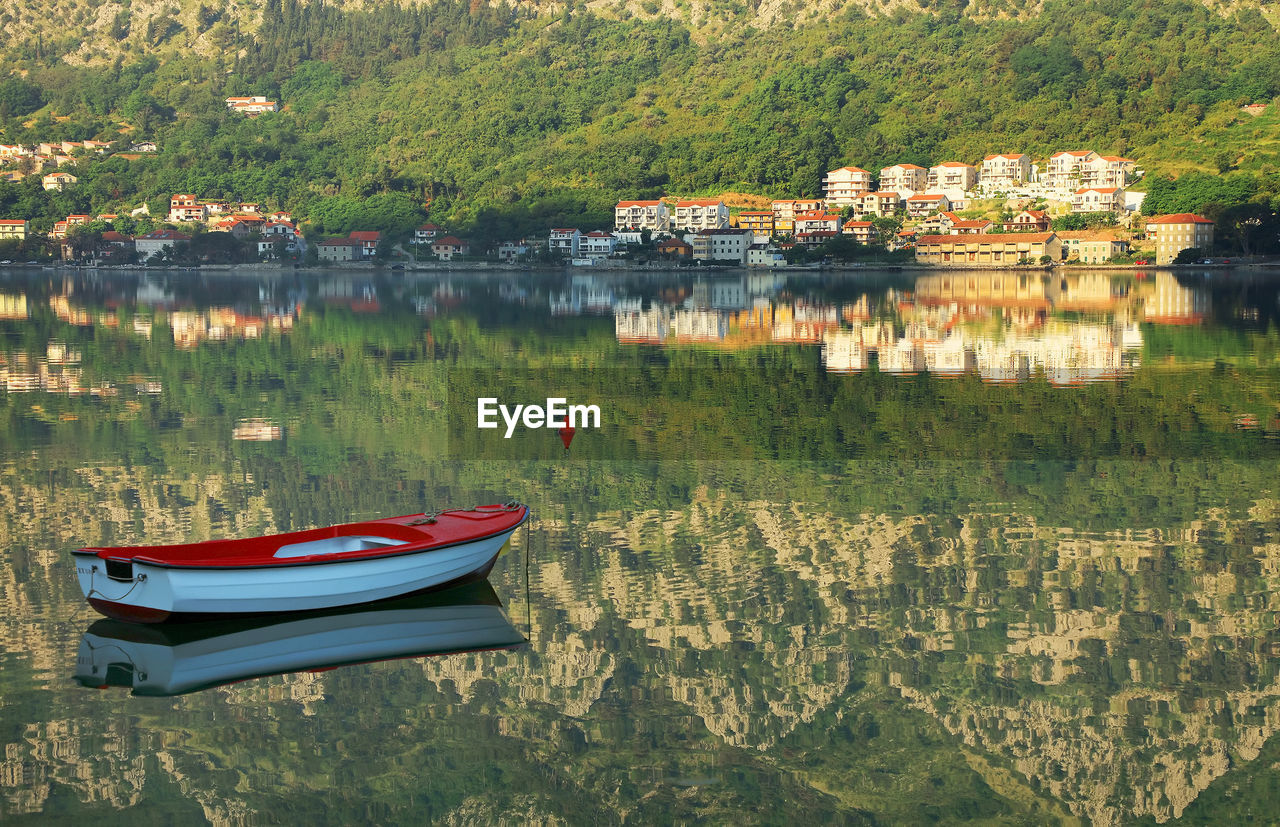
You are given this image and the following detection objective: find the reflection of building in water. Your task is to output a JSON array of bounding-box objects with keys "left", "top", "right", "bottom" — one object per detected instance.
[
  {"left": 551, "top": 275, "right": 615, "bottom": 315},
  {"left": 0, "top": 293, "right": 27, "bottom": 320},
  {"left": 48, "top": 296, "right": 93, "bottom": 326},
  {"left": 772, "top": 302, "right": 839, "bottom": 343},
  {"left": 878, "top": 339, "right": 927, "bottom": 374},
  {"left": 822, "top": 331, "right": 867, "bottom": 373},
  {"left": 672, "top": 309, "right": 728, "bottom": 342},
  {"left": 922, "top": 337, "right": 976, "bottom": 374},
  {"left": 690, "top": 278, "right": 747, "bottom": 310},
  {"left": 914, "top": 272, "right": 1052, "bottom": 315},
  {"left": 233, "top": 418, "right": 282, "bottom": 441},
  {"left": 615, "top": 308, "right": 669, "bottom": 344},
  {"left": 1138, "top": 273, "right": 1209, "bottom": 324},
  {"left": 971, "top": 322, "right": 1137, "bottom": 384},
  {"left": 170, "top": 310, "right": 268, "bottom": 348},
  {"left": 1047, "top": 272, "right": 1121, "bottom": 311}
]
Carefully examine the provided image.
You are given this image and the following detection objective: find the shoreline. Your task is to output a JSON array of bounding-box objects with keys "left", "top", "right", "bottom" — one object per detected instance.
[{"left": 3, "top": 259, "right": 1278, "bottom": 276}]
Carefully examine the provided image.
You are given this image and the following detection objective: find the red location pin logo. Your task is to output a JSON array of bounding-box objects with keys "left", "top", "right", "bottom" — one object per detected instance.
[{"left": 559, "top": 424, "right": 575, "bottom": 449}]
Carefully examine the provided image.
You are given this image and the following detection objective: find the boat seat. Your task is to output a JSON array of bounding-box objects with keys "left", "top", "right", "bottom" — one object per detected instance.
[{"left": 274, "top": 535, "right": 408, "bottom": 559}]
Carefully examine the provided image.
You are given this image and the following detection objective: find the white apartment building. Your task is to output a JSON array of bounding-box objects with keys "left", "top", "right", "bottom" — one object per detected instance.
[
  {"left": 793, "top": 211, "right": 842, "bottom": 235},
  {"left": 979, "top": 154, "right": 1032, "bottom": 189},
  {"left": 614, "top": 200, "right": 670, "bottom": 232},
  {"left": 674, "top": 199, "right": 729, "bottom": 231},
  {"left": 822, "top": 166, "right": 874, "bottom": 208},
  {"left": 548, "top": 228, "right": 582, "bottom": 257},
  {"left": 927, "top": 162, "right": 978, "bottom": 194},
  {"left": 879, "top": 164, "right": 927, "bottom": 197},
  {"left": 1071, "top": 187, "right": 1126, "bottom": 213},
  {"left": 1045, "top": 151, "right": 1098, "bottom": 192},
  {"left": 580, "top": 231, "right": 619, "bottom": 259},
  {"left": 1080, "top": 155, "right": 1135, "bottom": 189}
]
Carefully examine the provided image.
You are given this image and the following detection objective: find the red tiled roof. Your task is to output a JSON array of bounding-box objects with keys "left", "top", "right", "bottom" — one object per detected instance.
[
  {"left": 676, "top": 199, "right": 724, "bottom": 207},
  {"left": 906, "top": 194, "right": 947, "bottom": 202},
  {"left": 1146, "top": 213, "right": 1213, "bottom": 224},
  {"left": 434, "top": 236, "right": 465, "bottom": 246},
  {"left": 984, "top": 153, "right": 1026, "bottom": 160},
  {"left": 616, "top": 200, "right": 663, "bottom": 207},
  {"left": 1053, "top": 150, "right": 1094, "bottom": 158},
  {"left": 843, "top": 220, "right": 874, "bottom": 228},
  {"left": 951, "top": 219, "right": 994, "bottom": 228},
  {"left": 349, "top": 231, "right": 381, "bottom": 241},
  {"left": 934, "top": 161, "right": 974, "bottom": 168},
  {"left": 916, "top": 232, "right": 1055, "bottom": 244},
  {"left": 1075, "top": 187, "right": 1121, "bottom": 194},
  {"left": 829, "top": 166, "right": 870, "bottom": 174},
  {"left": 867, "top": 192, "right": 900, "bottom": 199},
  {"left": 885, "top": 163, "right": 926, "bottom": 170}
]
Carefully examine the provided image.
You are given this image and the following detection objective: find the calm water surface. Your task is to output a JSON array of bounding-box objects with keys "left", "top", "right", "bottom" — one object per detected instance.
[{"left": 2, "top": 267, "right": 1280, "bottom": 824}]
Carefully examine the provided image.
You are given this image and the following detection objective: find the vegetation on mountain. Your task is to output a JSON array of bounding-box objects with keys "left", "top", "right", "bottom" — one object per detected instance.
[{"left": 0, "top": 0, "right": 1275, "bottom": 242}]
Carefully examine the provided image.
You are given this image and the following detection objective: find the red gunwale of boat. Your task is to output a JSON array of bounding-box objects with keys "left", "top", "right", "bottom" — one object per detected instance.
[{"left": 72, "top": 505, "right": 528, "bottom": 570}]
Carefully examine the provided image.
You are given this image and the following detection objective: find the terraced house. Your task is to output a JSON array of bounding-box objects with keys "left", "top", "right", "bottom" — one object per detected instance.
[
  {"left": 878, "top": 163, "right": 927, "bottom": 197},
  {"left": 673, "top": 199, "right": 729, "bottom": 232},
  {"left": 914, "top": 232, "right": 1062, "bottom": 266},
  {"left": 614, "top": 200, "right": 670, "bottom": 232},
  {"left": 979, "top": 154, "right": 1032, "bottom": 189}
]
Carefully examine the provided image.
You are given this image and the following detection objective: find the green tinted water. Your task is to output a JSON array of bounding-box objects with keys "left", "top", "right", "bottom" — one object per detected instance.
[{"left": 2, "top": 267, "right": 1279, "bottom": 824}]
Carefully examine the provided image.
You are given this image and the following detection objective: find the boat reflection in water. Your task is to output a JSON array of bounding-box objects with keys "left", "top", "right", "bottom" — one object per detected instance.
[{"left": 73, "top": 581, "right": 526, "bottom": 696}]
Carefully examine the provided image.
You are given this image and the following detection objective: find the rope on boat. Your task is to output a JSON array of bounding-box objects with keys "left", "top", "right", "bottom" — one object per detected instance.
[
  {"left": 86, "top": 565, "right": 148, "bottom": 602},
  {"left": 408, "top": 501, "right": 524, "bottom": 526}
]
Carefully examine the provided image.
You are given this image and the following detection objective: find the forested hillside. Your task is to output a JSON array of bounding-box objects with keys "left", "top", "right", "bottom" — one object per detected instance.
[{"left": 0, "top": 0, "right": 1278, "bottom": 236}]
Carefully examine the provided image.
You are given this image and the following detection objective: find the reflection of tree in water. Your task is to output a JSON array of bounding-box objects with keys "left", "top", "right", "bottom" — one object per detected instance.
[{"left": 3, "top": 271, "right": 1280, "bottom": 822}]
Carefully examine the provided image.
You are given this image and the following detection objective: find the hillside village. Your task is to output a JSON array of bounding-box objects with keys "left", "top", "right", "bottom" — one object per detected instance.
[{"left": 0, "top": 144, "right": 1237, "bottom": 268}]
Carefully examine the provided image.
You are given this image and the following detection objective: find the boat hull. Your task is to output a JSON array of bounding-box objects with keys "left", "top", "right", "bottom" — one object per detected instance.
[{"left": 75, "top": 520, "right": 521, "bottom": 623}]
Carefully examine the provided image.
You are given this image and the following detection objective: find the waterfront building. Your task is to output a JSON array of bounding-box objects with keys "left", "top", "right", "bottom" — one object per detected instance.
[
  {"left": 1146, "top": 214, "right": 1215, "bottom": 264},
  {"left": 842, "top": 220, "right": 876, "bottom": 245},
  {"left": 692, "top": 228, "right": 753, "bottom": 263},
  {"left": 548, "top": 228, "right": 582, "bottom": 258},
  {"left": 135, "top": 229, "right": 192, "bottom": 258},
  {"left": 431, "top": 236, "right": 469, "bottom": 260},
  {"left": 914, "top": 232, "right": 1062, "bottom": 266},
  {"left": 1057, "top": 231, "right": 1129, "bottom": 263},
  {"left": 316, "top": 238, "right": 361, "bottom": 262}
]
